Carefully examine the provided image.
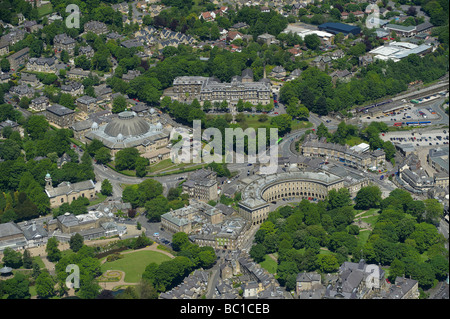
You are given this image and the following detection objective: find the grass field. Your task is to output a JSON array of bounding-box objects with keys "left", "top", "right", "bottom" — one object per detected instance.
[
  {"left": 100, "top": 250, "right": 171, "bottom": 283},
  {"left": 259, "top": 255, "right": 277, "bottom": 274},
  {"left": 37, "top": 3, "right": 53, "bottom": 17},
  {"left": 356, "top": 229, "right": 371, "bottom": 246},
  {"left": 345, "top": 135, "right": 365, "bottom": 147}
]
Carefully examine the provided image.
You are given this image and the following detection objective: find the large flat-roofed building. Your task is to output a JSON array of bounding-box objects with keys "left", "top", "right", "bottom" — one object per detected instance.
[
  {"left": 368, "top": 42, "right": 432, "bottom": 62},
  {"left": 169, "top": 69, "right": 271, "bottom": 106},
  {"left": 384, "top": 24, "right": 416, "bottom": 37},
  {"left": 283, "top": 24, "right": 334, "bottom": 44},
  {"left": 318, "top": 22, "right": 361, "bottom": 35}
]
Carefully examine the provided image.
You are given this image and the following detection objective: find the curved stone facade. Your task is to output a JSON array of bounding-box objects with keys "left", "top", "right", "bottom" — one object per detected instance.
[{"left": 238, "top": 170, "right": 345, "bottom": 225}]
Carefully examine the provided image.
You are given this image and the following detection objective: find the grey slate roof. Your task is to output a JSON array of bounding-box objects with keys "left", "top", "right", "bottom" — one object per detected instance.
[{"left": 0, "top": 222, "right": 23, "bottom": 238}]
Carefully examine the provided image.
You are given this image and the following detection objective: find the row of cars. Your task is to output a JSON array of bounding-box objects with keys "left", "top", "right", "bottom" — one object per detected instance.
[{"left": 387, "top": 130, "right": 449, "bottom": 146}]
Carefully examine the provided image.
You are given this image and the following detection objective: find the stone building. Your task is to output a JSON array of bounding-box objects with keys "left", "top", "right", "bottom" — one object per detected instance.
[
  {"left": 84, "top": 110, "right": 170, "bottom": 158},
  {"left": 53, "top": 33, "right": 76, "bottom": 54},
  {"left": 44, "top": 173, "right": 96, "bottom": 208},
  {"left": 30, "top": 96, "right": 50, "bottom": 112},
  {"left": 0, "top": 40, "right": 9, "bottom": 56},
  {"left": 190, "top": 217, "right": 249, "bottom": 251},
  {"left": 169, "top": 69, "right": 271, "bottom": 106},
  {"left": 84, "top": 21, "right": 108, "bottom": 35},
  {"left": 45, "top": 104, "right": 75, "bottom": 128},
  {"left": 9, "top": 84, "right": 35, "bottom": 99},
  {"left": 239, "top": 169, "right": 345, "bottom": 225},
  {"left": 182, "top": 168, "right": 218, "bottom": 202},
  {"left": 26, "top": 57, "right": 57, "bottom": 73},
  {"left": 385, "top": 277, "right": 420, "bottom": 299},
  {"left": 300, "top": 134, "right": 385, "bottom": 170},
  {"left": 7, "top": 47, "right": 29, "bottom": 70},
  {"left": 76, "top": 95, "right": 97, "bottom": 113},
  {"left": 296, "top": 272, "right": 323, "bottom": 298},
  {"left": 161, "top": 200, "right": 223, "bottom": 234},
  {"left": 78, "top": 45, "right": 94, "bottom": 58},
  {"left": 0, "top": 222, "right": 27, "bottom": 252},
  {"left": 61, "top": 81, "right": 84, "bottom": 96}
]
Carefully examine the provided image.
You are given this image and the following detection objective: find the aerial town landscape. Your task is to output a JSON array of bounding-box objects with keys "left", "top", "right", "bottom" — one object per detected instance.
[{"left": 0, "top": 0, "right": 448, "bottom": 306}]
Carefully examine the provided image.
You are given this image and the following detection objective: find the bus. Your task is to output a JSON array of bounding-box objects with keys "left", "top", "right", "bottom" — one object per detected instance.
[
  {"left": 410, "top": 99, "right": 419, "bottom": 104},
  {"left": 393, "top": 122, "right": 402, "bottom": 127},
  {"left": 276, "top": 138, "right": 283, "bottom": 144}
]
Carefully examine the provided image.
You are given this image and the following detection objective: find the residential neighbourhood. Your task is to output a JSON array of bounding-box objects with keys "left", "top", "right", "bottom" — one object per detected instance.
[{"left": 0, "top": 0, "right": 448, "bottom": 307}]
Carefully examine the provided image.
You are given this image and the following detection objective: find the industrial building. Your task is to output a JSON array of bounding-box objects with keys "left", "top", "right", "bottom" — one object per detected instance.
[
  {"left": 368, "top": 42, "right": 432, "bottom": 62},
  {"left": 318, "top": 22, "right": 361, "bottom": 36}
]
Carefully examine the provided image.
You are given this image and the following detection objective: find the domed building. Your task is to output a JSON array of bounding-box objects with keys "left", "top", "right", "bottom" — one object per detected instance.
[{"left": 85, "top": 111, "right": 170, "bottom": 162}]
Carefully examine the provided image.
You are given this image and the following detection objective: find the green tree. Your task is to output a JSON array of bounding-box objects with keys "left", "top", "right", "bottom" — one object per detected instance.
[
  {"left": 69, "top": 233, "right": 84, "bottom": 252},
  {"left": 135, "top": 156, "right": 149, "bottom": 178},
  {"left": 59, "top": 93, "right": 75, "bottom": 109},
  {"left": 355, "top": 186, "right": 382, "bottom": 210},
  {"left": 327, "top": 188, "right": 351, "bottom": 210},
  {"left": 101, "top": 179, "right": 113, "bottom": 196},
  {"left": 270, "top": 114, "right": 292, "bottom": 136},
  {"left": 304, "top": 34, "right": 321, "bottom": 50},
  {"left": 316, "top": 254, "right": 340, "bottom": 273},
  {"left": 423, "top": 199, "right": 443, "bottom": 225},
  {"left": 249, "top": 243, "right": 266, "bottom": 263},
  {"left": 112, "top": 95, "right": 127, "bottom": 114},
  {"left": 25, "top": 115, "right": 49, "bottom": 140},
  {"left": 1, "top": 58, "right": 10, "bottom": 72},
  {"left": 35, "top": 271, "right": 55, "bottom": 299},
  {"left": 172, "top": 232, "right": 190, "bottom": 252},
  {"left": 22, "top": 249, "right": 33, "bottom": 269},
  {"left": 2, "top": 247, "right": 23, "bottom": 268},
  {"left": 145, "top": 195, "right": 169, "bottom": 222},
  {"left": 46, "top": 237, "right": 61, "bottom": 262},
  {"left": 115, "top": 147, "right": 140, "bottom": 171}
]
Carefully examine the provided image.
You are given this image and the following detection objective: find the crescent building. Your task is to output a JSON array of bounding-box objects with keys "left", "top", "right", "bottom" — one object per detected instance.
[{"left": 238, "top": 165, "right": 370, "bottom": 225}]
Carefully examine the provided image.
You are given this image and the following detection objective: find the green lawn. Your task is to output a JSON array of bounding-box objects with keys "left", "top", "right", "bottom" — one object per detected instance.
[
  {"left": 345, "top": 136, "right": 365, "bottom": 147},
  {"left": 292, "top": 120, "right": 313, "bottom": 131},
  {"left": 356, "top": 229, "right": 371, "bottom": 246},
  {"left": 100, "top": 250, "right": 171, "bottom": 283},
  {"left": 259, "top": 255, "right": 277, "bottom": 274},
  {"left": 149, "top": 158, "right": 176, "bottom": 172},
  {"left": 37, "top": 3, "right": 53, "bottom": 17},
  {"left": 33, "top": 256, "right": 46, "bottom": 269},
  {"left": 238, "top": 114, "right": 312, "bottom": 132}
]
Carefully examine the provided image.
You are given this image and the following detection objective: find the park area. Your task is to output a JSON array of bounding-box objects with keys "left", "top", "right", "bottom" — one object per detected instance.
[{"left": 100, "top": 247, "right": 173, "bottom": 284}]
